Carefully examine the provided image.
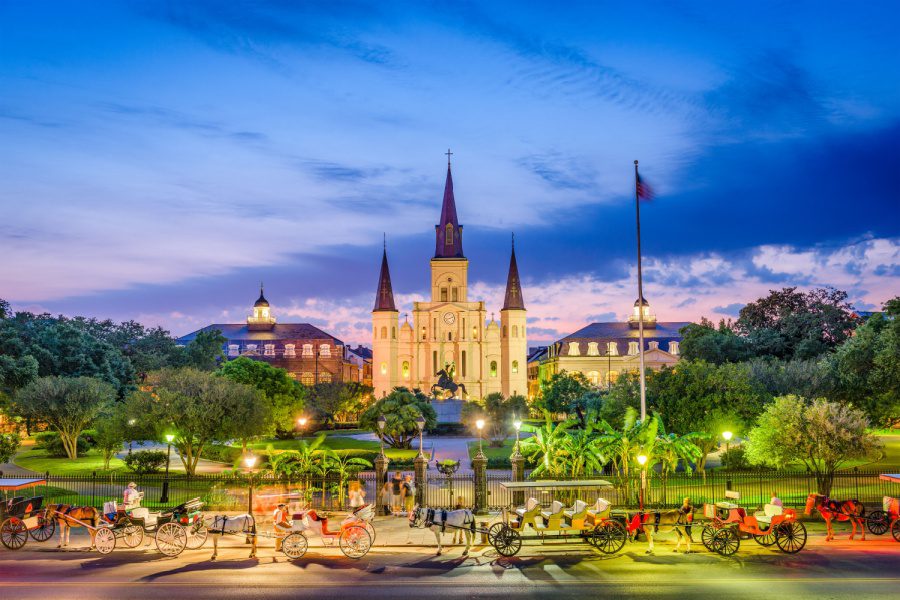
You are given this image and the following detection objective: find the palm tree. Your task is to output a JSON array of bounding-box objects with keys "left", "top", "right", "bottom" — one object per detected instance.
[
  {"left": 561, "top": 413, "right": 606, "bottom": 478},
  {"left": 519, "top": 415, "right": 575, "bottom": 479},
  {"left": 595, "top": 407, "right": 659, "bottom": 505},
  {"left": 268, "top": 434, "right": 329, "bottom": 504},
  {"left": 322, "top": 449, "right": 372, "bottom": 508},
  {"left": 649, "top": 426, "right": 703, "bottom": 505}
]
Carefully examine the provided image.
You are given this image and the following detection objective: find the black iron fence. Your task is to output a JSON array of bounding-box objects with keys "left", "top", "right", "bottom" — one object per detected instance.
[{"left": 2, "top": 468, "right": 894, "bottom": 513}]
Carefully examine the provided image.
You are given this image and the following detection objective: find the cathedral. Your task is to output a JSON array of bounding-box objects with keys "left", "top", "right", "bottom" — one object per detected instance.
[{"left": 372, "top": 161, "right": 528, "bottom": 401}]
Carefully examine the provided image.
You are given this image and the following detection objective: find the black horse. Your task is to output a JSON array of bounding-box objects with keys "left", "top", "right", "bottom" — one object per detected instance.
[{"left": 431, "top": 367, "right": 467, "bottom": 399}]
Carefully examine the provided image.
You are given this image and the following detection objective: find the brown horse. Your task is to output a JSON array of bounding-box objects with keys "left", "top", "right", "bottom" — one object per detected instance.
[
  {"left": 628, "top": 510, "right": 694, "bottom": 553},
  {"left": 46, "top": 504, "right": 101, "bottom": 549},
  {"left": 804, "top": 493, "right": 866, "bottom": 541}
]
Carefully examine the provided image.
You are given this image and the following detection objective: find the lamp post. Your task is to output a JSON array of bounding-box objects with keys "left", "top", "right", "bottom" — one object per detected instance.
[
  {"left": 415, "top": 415, "right": 426, "bottom": 458},
  {"left": 244, "top": 453, "right": 257, "bottom": 517},
  {"left": 637, "top": 453, "right": 648, "bottom": 512},
  {"left": 475, "top": 419, "right": 485, "bottom": 458},
  {"left": 414, "top": 415, "right": 427, "bottom": 507},
  {"left": 160, "top": 433, "right": 175, "bottom": 504},
  {"left": 375, "top": 415, "right": 389, "bottom": 512},
  {"left": 722, "top": 431, "right": 733, "bottom": 457},
  {"left": 473, "top": 418, "right": 487, "bottom": 514},
  {"left": 510, "top": 417, "right": 525, "bottom": 505},
  {"left": 127, "top": 419, "right": 136, "bottom": 456},
  {"left": 512, "top": 418, "right": 522, "bottom": 457},
  {"left": 297, "top": 416, "right": 308, "bottom": 437},
  {"left": 377, "top": 415, "right": 387, "bottom": 458}
]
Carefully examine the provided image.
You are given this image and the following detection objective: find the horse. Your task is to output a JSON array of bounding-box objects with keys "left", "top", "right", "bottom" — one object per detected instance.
[
  {"left": 204, "top": 514, "right": 258, "bottom": 560},
  {"left": 628, "top": 510, "right": 693, "bottom": 554},
  {"left": 431, "top": 368, "right": 467, "bottom": 399},
  {"left": 46, "top": 504, "right": 100, "bottom": 549},
  {"left": 804, "top": 493, "right": 866, "bottom": 541},
  {"left": 409, "top": 505, "right": 475, "bottom": 556}
]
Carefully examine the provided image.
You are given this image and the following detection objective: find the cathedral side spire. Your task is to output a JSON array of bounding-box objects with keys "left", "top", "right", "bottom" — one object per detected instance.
[
  {"left": 434, "top": 154, "right": 464, "bottom": 259},
  {"left": 502, "top": 234, "right": 525, "bottom": 310},
  {"left": 373, "top": 245, "right": 397, "bottom": 312}
]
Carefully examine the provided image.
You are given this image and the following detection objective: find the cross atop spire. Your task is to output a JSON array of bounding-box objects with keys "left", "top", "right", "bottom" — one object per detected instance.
[
  {"left": 434, "top": 157, "right": 464, "bottom": 259},
  {"left": 445, "top": 148, "right": 453, "bottom": 168},
  {"left": 502, "top": 235, "right": 525, "bottom": 311},
  {"left": 373, "top": 245, "right": 397, "bottom": 312}
]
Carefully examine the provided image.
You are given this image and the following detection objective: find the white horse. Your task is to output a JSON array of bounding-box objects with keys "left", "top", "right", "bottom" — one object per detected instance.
[
  {"left": 630, "top": 510, "right": 693, "bottom": 554},
  {"left": 204, "top": 514, "right": 258, "bottom": 560},
  {"left": 409, "top": 505, "right": 475, "bottom": 556}
]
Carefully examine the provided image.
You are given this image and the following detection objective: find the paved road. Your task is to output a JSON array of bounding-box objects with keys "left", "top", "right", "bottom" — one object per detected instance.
[{"left": 2, "top": 521, "right": 897, "bottom": 599}]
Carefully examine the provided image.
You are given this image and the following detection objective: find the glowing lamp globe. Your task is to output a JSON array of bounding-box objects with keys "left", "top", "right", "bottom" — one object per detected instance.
[
  {"left": 637, "top": 454, "right": 648, "bottom": 466},
  {"left": 722, "top": 431, "right": 733, "bottom": 442},
  {"left": 513, "top": 420, "right": 522, "bottom": 432},
  {"left": 475, "top": 419, "right": 485, "bottom": 431},
  {"left": 164, "top": 434, "right": 175, "bottom": 443},
  {"left": 244, "top": 455, "right": 257, "bottom": 470}
]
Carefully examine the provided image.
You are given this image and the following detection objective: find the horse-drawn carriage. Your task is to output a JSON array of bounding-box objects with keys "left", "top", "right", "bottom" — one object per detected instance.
[
  {"left": 0, "top": 478, "right": 55, "bottom": 550},
  {"left": 488, "top": 480, "right": 628, "bottom": 557},
  {"left": 94, "top": 497, "right": 206, "bottom": 556},
  {"left": 701, "top": 491, "right": 807, "bottom": 556},
  {"left": 279, "top": 504, "right": 375, "bottom": 560},
  {"left": 865, "top": 474, "right": 900, "bottom": 542}
]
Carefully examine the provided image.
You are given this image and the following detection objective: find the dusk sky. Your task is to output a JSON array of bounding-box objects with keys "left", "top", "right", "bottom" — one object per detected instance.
[{"left": 2, "top": 1, "right": 898, "bottom": 346}]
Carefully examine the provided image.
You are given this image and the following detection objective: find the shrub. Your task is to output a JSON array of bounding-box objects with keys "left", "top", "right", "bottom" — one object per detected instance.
[
  {"left": 41, "top": 433, "right": 91, "bottom": 458},
  {"left": 123, "top": 450, "right": 168, "bottom": 474},
  {"left": 0, "top": 433, "right": 20, "bottom": 464},
  {"left": 203, "top": 444, "right": 243, "bottom": 465},
  {"left": 721, "top": 446, "right": 751, "bottom": 470}
]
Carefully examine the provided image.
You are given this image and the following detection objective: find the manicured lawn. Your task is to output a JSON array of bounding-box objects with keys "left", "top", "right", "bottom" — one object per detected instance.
[
  {"left": 13, "top": 448, "right": 130, "bottom": 475},
  {"left": 842, "top": 434, "right": 900, "bottom": 470},
  {"left": 247, "top": 436, "right": 423, "bottom": 461},
  {"left": 467, "top": 438, "right": 518, "bottom": 461}
]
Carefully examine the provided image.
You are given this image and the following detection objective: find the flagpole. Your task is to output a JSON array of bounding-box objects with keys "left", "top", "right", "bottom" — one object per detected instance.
[{"left": 634, "top": 159, "right": 646, "bottom": 422}]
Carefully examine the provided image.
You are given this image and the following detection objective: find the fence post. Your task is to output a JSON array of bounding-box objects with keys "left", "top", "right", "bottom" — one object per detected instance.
[
  {"left": 510, "top": 452, "right": 525, "bottom": 507},
  {"left": 414, "top": 453, "right": 428, "bottom": 507},
  {"left": 374, "top": 453, "right": 389, "bottom": 514},
  {"left": 473, "top": 453, "right": 488, "bottom": 515}
]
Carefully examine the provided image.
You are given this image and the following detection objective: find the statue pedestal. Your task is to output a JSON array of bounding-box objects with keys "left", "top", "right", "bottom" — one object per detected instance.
[{"left": 430, "top": 398, "right": 464, "bottom": 423}]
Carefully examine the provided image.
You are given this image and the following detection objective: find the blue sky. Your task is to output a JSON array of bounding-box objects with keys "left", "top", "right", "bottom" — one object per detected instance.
[{"left": 1, "top": 1, "right": 898, "bottom": 344}]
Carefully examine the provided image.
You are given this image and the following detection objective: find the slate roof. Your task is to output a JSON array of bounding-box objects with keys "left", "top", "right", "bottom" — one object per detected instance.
[
  {"left": 434, "top": 166, "right": 464, "bottom": 259},
  {"left": 555, "top": 321, "right": 691, "bottom": 356},
  {"left": 177, "top": 323, "right": 344, "bottom": 345}
]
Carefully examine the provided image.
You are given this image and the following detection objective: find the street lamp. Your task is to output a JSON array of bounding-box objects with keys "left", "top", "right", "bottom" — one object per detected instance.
[
  {"left": 297, "top": 416, "right": 308, "bottom": 437},
  {"left": 377, "top": 414, "right": 387, "bottom": 458},
  {"left": 127, "top": 419, "right": 136, "bottom": 456},
  {"left": 415, "top": 415, "right": 426, "bottom": 458},
  {"left": 722, "top": 430, "right": 733, "bottom": 467},
  {"left": 244, "top": 453, "right": 257, "bottom": 517},
  {"left": 160, "top": 433, "right": 175, "bottom": 504},
  {"left": 637, "top": 453, "right": 648, "bottom": 511},
  {"left": 475, "top": 418, "right": 485, "bottom": 457},
  {"left": 512, "top": 417, "right": 522, "bottom": 457}
]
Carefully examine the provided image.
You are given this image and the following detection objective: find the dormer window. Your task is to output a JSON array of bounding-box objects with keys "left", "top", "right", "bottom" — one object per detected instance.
[
  {"left": 670, "top": 341, "right": 680, "bottom": 355},
  {"left": 628, "top": 342, "right": 639, "bottom": 355},
  {"left": 608, "top": 342, "right": 619, "bottom": 356},
  {"left": 284, "top": 344, "right": 296, "bottom": 357},
  {"left": 302, "top": 344, "right": 313, "bottom": 357},
  {"left": 568, "top": 341, "right": 581, "bottom": 356},
  {"left": 264, "top": 344, "right": 275, "bottom": 356},
  {"left": 319, "top": 344, "right": 331, "bottom": 357},
  {"left": 649, "top": 341, "right": 659, "bottom": 350},
  {"left": 587, "top": 342, "right": 599, "bottom": 356},
  {"left": 228, "top": 344, "right": 239, "bottom": 357},
  {"left": 247, "top": 344, "right": 258, "bottom": 354}
]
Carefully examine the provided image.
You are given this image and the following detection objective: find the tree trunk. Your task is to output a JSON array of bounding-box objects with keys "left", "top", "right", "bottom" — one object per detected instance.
[{"left": 60, "top": 431, "right": 78, "bottom": 459}]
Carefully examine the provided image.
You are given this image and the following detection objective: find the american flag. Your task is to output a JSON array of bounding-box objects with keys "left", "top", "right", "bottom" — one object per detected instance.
[{"left": 636, "top": 173, "right": 654, "bottom": 200}]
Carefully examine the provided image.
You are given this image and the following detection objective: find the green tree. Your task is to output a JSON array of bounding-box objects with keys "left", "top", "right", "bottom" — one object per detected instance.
[
  {"left": 183, "top": 329, "right": 227, "bottom": 371},
  {"left": 125, "top": 368, "right": 258, "bottom": 474},
  {"left": 16, "top": 376, "right": 115, "bottom": 458},
  {"left": 0, "top": 432, "right": 21, "bottom": 464},
  {"left": 537, "top": 371, "right": 591, "bottom": 420},
  {"left": 519, "top": 415, "right": 575, "bottom": 479},
  {"left": 828, "top": 297, "right": 900, "bottom": 427},
  {"left": 307, "top": 381, "right": 372, "bottom": 425},
  {"left": 0, "top": 299, "right": 10, "bottom": 320},
  {"left": 360, "top": 388, "right": 437, "bottom": 449},
  {"left": 745, "top": 395, "right": 881, "bottom": 495},
  {"left": 323, "top": 449, "right": 373, "bottom": 506},
  {"left": 747, "top": 357, "right": 835, "bottom": 399},
  {"left": 679, "top": 318, "right": 751, "bottom": 364},
  {"left": 91, "top": 413, "right": 128, "bottom": 470},
  {"left": 461, "top": 392, "right": 528, "bottom": 447},
  {"left": 218, "top": 356, "right": 305, "bottom": 437}
]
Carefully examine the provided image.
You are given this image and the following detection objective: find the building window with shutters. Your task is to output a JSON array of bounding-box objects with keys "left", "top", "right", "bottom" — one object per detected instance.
[
  {"left": 608, "top": 342, "right": 619, "bottom": 356},
  {"left": 628, "top": 342, "right": 639, "bottom": 355},
  {"left": 587, "top": 342, "right": 599, "bottom": 356},
  {"left": 300, "top": 372, "right": 315, "bottom": 385}
]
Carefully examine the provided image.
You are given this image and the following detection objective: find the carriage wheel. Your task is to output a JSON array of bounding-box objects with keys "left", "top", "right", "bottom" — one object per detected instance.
[
  {"left": 890, "top": 519, "right": 900, "bottom": 543},
  {"left": 185, "top": 524, "right": 208, "bottom": 549},
  {"left": 155, "top": 522, "right": 187, "bottom": 557},
  {"left": 591, "top": 521, "right": 627, "bottom": 555},
  {"left": 339, "top": 525, "right": 372, "bottom": 559},
  {"left": 364, "top": 522, "right": 376, "bottom": 546},
  {"left": 282, "top": 533, "right": 309, "bottom": 559},
  {"left": 493, "top": 526, "right": 522, "bottom": 557},
  {"left": 122, "top": 524, "right": 145, "bottom": 548},
  {"left": 701, "top": 524, "right": 717, "bottom": 551},
  {"left": 487, "top": 522, "right": 507, "bottom": 546},
  {"left": 774, "top": 521, "right": 807, "bottom": 554},
  {"left": 1, "top": 517, "right": 28, "bottom": 550},
  {"left": 29, "top": 514, "right": 56, "bottom": 542},
  {"left": 94, "top": 527, "right": 116, "bottom": 554},
  {"left": 866, "top": 510, "right": 889, "bottom": 535},
  {"left": 711, "top": 527, "right": 740, "bottom": 556},
  {"left": 753, "top": 529, "right": 776, "bottom": 546}
]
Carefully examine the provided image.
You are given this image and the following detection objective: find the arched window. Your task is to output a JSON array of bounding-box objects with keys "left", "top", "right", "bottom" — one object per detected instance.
[
  {"left": 445, "top": 223, "right": 454, "bottom": 245},
  {"left": 391, "top": 326, "right": 396, "bottom": 340},
  {"left": 608, "top": 371, "right": 620, "bottom": 385},
  {"left": 402, "top": 361, "right": 410, "bottom": 379},
  {"left": 512, "top": 360, "right": 519, "bottom": 374},
  {"left": 380, "top": 326, "right": 387, "bottom": 339},
  {"left": 380, "top": 362, "right": 387, "bottom": 375},
  {"left": 300, "top": 372, "right": 315, "bottom": 385},
  {"left": 490, "top": 361, "right": 498, "bottom": 377},
  {"left": 587, "top": 371, "right": 600, "bottom": 385},
  {"left": 318, "top": 371, "right": 332, "bottom": 383},
  {"left": 512, "top": 325, "right": 518, "bottom": 338},
  {"left": 503, "top": 325, "right": 508, "bottom": 338}
]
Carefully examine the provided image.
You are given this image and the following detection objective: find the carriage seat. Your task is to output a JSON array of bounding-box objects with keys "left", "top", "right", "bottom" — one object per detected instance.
[
  {"left": 564, "top": 500, "right": 589, "bottom": 528},
  {"left": 754, "top": 504, "right": 783, "bottom": 524},
  {"left": 129, "top": 506, "right": 155, "bottom": 526},
  {"left": 536, "top": 501, "right": 565, "bottom": 530},
  {"left": 715, "top": 501, "right": 739, "bottom": 510},
  {"left": 515, "top": 497, "right": 540, "bottom": 518}
]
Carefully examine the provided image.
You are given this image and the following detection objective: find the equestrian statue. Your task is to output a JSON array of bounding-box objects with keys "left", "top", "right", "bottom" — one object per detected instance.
[{"left": 431, "top": 362, "right": 467, "bottom": 399}]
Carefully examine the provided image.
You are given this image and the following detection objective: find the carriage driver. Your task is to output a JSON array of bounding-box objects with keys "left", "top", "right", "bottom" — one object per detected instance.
[
  {"left": 273, "top": 503, "right": 292, "bottom": 552},
  {"left": 123, "top": 482, "right": 144, "bottom": 509}
]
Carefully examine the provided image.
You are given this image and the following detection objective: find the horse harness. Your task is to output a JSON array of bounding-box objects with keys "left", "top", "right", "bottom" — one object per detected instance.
[{"left": 423, "top": 508, "right": 474, "bottom": 534}]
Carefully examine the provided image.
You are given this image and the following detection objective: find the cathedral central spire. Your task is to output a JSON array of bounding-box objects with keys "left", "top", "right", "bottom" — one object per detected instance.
[
  {"left": 434, "top": 155, "right": 464, "bottom": 259},
  {"left": 502, "top": 234, "right": 525, "bottom": 310}
]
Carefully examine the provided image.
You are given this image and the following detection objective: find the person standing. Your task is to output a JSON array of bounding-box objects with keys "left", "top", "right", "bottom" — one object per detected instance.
[
  {"left": 348, "top": 480, "right": 366, "bottom": 510},
  {"left": 679, "top": 496, "right": 695, "bottom": 545},
  {"left": 381, "top": 480, "right": 392, "bottom": 516},
  {"left": 391, "top": 472, "right": 403, "bottom": 515},
  {"left": 402, "top": 475, "right": 416, "bottom": 517}
]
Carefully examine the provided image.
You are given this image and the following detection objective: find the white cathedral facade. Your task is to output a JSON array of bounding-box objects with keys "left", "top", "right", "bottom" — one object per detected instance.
[{"left": 372, "top": 162, "right": 528, "bottom": 401}]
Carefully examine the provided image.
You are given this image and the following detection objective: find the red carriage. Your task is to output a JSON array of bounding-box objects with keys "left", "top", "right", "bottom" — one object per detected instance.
[
  {"left": 0, "top": 478, "right": 56, "bottom": 550},
  {"left": 701, "top": 491, "right": 807, "bottom": 556},
  {"left": 865, "top": 474, "right": 900, "bottom": 542}
]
